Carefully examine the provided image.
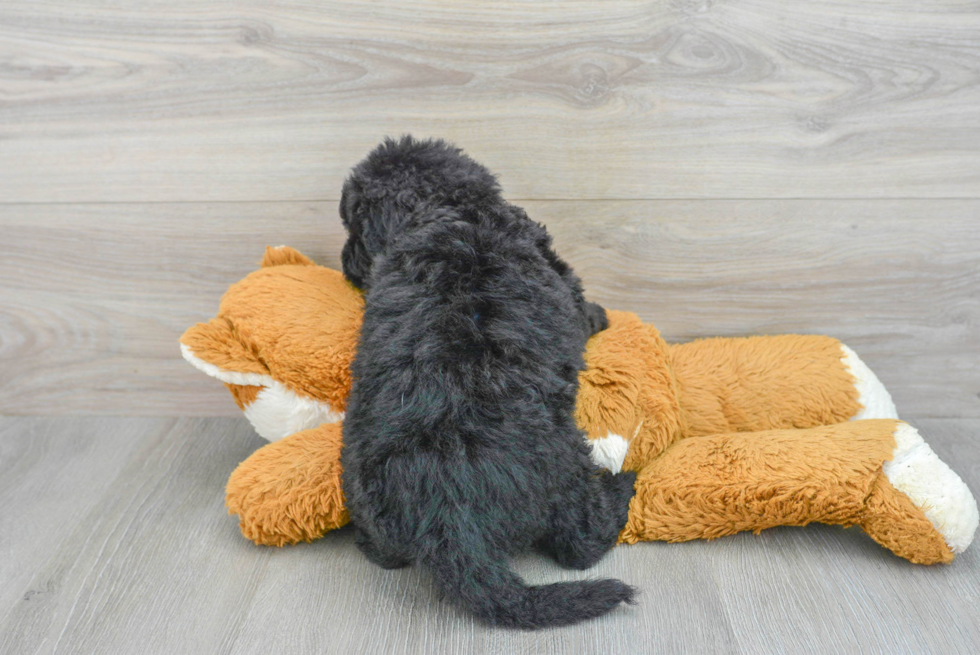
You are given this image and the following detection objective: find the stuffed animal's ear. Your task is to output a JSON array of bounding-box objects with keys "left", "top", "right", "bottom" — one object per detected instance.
[
  {"left": 261, "top": 245, "right": 315, "bottom": 268},
  {"left": 180, "top": 317, "right": 271, "bottom": 383}
]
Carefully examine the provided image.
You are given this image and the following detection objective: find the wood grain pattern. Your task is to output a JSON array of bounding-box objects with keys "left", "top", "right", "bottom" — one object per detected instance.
[
  {"left": 2, "top": 2, "right": 978, "bottom": 652},
  {"left": 0, "top": 418, "right": 148, "bottom": 615},
  {"left": 0, "top": 417, "right": 269, "bottom": 654},
  {"left": 0, "top": 417, "right": 977, "bottom": 654},
  {"left": 1, "top": 1, "right": 979, "bottom": 201},
  {"left": 2, "top": 200, "right": 978, "bottom": 418}
]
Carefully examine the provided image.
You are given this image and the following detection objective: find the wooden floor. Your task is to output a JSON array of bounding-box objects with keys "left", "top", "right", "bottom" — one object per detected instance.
[
  {"left": 0, "top": 416, "right": 977, "bottom": 654},
  {"left": 2, "top": 1, "right": 979, "bottom": 653}
]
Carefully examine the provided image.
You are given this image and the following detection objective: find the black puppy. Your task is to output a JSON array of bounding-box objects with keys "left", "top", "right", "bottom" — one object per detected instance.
[{"left": 339, "top": 136, "right": 637, "bottom": 629}]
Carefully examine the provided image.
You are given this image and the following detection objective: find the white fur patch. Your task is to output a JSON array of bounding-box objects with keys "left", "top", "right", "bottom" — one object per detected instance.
[
  {"left": 884, "top": 422, "right": 979, "bottom": 554},
  {"left": 589, "top": 433, "right": 630, "bottom": 474},
  {"left": 181, "top": 343, "right": 343, "bottom": 441},
  {"left": 840, "top": 344, "right": 898, "bottom": 420},
  {"left": 243, "top": 384, "right": 344, "bottom": 442}
]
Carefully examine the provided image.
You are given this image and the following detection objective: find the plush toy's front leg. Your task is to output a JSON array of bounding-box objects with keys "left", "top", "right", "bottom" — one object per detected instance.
[
  {"left": 225, "top": 422, "right": 349, "bottom": 546},
  {"left": 620, "top": 419, "right": 978, "bottom": 564}
]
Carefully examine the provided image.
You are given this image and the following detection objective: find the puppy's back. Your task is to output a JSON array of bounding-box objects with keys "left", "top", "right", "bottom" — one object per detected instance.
[{"left": 340, "top": 148, "right": 635, "bottom": 629}]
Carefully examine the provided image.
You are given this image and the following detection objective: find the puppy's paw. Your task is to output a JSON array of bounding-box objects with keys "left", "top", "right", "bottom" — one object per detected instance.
[
  {"left": 607, "top": 470, "right": 637, "bottom": 530},
  {"left": 584, "top": 302, "right": 609, "bottom": 336}
]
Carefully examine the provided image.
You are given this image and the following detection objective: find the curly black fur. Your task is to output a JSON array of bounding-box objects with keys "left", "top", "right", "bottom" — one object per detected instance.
[{"left": 339, "top": 136, "right": 637, "bottom": 629}]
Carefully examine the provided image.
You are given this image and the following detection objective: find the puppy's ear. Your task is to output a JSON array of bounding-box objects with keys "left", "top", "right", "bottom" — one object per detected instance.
[
  {"left": 339, "top": 178, "right": 371, "bottom": 289},
  {"left": 339, "top": 178, "right": 359, "bottom": 230},
  {"left": 341, "top": 236, "right": 371, "bottom": 291}
]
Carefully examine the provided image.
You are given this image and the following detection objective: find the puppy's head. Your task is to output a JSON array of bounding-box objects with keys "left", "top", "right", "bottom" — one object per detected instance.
[{"left": 339, "top": 135, "right": 502, "bottom": 289}]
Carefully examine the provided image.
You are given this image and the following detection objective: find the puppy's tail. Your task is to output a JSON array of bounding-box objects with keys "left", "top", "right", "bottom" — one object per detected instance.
[{"left": 420, "top": 534, "right": 634, "bottom": 629}]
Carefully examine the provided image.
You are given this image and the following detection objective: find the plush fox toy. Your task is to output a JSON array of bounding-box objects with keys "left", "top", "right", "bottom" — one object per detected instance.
[{"left": 181, "top": 246, "right": 978, "bottom": 565}]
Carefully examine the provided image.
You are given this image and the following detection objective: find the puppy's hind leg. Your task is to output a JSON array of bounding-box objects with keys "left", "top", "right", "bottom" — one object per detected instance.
[
  {"left": 538, "top": 469, "right": 637, "bottom": 570},
  {"left": 353, "top": 525, "right": 412, "bottom": 569}
]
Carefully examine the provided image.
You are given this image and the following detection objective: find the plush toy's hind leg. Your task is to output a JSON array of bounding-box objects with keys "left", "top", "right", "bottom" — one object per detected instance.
[
  {"left": 620, "top": 420, "right": 977, "bottom": 564},
  {"left": 838, "top": 345, "right": 898, "bottom": 420},
  {"left": 538, "top": 469, "right": 636, "bottom": 570},
  {"left": 668, "top": 335, "right": 874, "bottom": 438}
]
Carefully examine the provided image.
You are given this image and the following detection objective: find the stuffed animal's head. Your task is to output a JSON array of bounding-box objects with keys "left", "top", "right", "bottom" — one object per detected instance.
[{"left": 180, "top": 246, "right": 363, "bottom": 441}]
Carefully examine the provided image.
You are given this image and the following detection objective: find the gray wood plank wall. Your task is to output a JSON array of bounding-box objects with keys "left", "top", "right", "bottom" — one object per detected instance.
[
  {"left": 2, "top": 3, "right": 980, "bottom": 653},
  {"left": 2, "top": 1, "right": 979, "bottom": 202},
  {"left": 2, "top": 200, "right": 978, "bottom": 417},
  {"left": 2, "top": 2, "right": 978, "bottom": 419}
]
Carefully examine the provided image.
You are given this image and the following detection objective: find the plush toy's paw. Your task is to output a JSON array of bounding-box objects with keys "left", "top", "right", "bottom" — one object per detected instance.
[
  {"left": 225, "top": 423, "right": 349, "bottom": 546},
  {"left": 882, "top": 422, "right": 978, "bottom": 555},
  {"left": 840, "top": 344, "right": 899, "bottom": 420},
  {"left": 861, "top": 475, "right": 954, "bottom": 565},
  {"left": 860, "top": 421, "right": 978, "bottom": 564}
]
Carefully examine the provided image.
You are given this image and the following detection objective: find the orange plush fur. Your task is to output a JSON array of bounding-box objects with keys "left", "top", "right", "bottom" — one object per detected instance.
[{"left": 182, "top": 247, "right": 958, "bottom": 564}]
